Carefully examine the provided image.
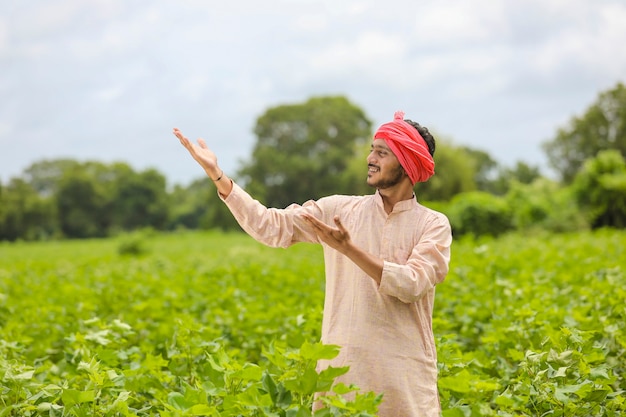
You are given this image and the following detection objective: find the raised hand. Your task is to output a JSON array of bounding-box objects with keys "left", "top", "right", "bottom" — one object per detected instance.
[{"left": 173, "top": 128, "right": 219, "bottom": 175}]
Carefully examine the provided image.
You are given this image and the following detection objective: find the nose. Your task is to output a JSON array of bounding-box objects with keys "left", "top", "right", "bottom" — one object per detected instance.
[{"left": 367, "top": 149, "right": 377, "bottom": 164}]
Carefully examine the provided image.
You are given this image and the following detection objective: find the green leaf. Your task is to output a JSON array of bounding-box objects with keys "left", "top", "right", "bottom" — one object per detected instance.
[
  {"left": 190, "top": 404, "right": 215, "bottom": 414},
  {"left": 299, "top": 342, "right": 341, "bottom": 361},
  {"left": 233, "top": 363, "right": 263, "bottom": 381},
  {"left": 206, "top": 353, "right": 225, "bottom": 372},
  {"left": 61, "top": 389, "right": 96, "bottom": 406},
  {"left": 262, "top": 372, "right": 278, "bottom": 404},
  {"left": 167, "top": 392, "right": 191, "bottom": 411},
  {"left": 143, "top": 353, "right": 170, "bottom": 372},
  {"left": 294, "top": 406, "right": 313, "bottom": 417},
  {"left": 437, "top": 369, "right": 473, "bottom": 393},
  {"left": 554, "top": 366, "right": 568, "bottom": 378},
  {"left": 442, "top": 408, "right": 467, "bottom": 417},
  {"left": 332, "top": 383, "right": 358, "bottom": 395},
  {"left": 0, "top": 406, "right": 15, "bottom": 417},
  {"left": 12, "top": 370, "right": 35, "bottom": 380},
  {"left": 317, "top": 366, "right": 349, "bottom": 392},
  {"left": 318, "top": 365, "right": 349, "bottom": 381},
  {"left": 276, "top": 384, "right": 293, "bottom": 409},
  {"left": 284, "top": 367, "right": 318, "bottom": 395},
  {"left": 590, "top": 366, "right": 610, "bottom": 379},
  {"left": 585, "top": 389, "right": 609, "bottom": 402},
  {"left": 84, "top": 329, "right": 112, "bottom": 345},
  {"left": 554, "top": 382, "right": 592, "bottom": 402},
  {"left": 494, "top": 392, "right": 516, "bottom": 406}
]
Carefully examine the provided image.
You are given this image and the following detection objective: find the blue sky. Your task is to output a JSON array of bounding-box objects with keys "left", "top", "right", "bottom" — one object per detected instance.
[{"left": 1, "top": 0, "right": 625, "bottom": 186}]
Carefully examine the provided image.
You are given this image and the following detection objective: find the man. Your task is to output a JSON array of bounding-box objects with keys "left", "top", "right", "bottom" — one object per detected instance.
[{"left": 172, "top": 110, "right": 452, "bottom": 416}]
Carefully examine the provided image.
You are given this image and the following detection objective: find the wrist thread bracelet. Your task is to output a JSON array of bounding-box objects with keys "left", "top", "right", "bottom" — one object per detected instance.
[{"left": 212, "top": 170, "right": 224, "bottom": 182}]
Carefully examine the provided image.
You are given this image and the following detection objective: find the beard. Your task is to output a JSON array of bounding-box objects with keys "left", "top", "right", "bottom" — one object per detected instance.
[{"left": 367, "top": 164, "right": 406, "bottom": 189}]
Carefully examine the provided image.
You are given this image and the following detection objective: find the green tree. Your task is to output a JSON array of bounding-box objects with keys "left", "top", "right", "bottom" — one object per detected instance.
[
  {"left": 238, "top": 96, "right": 372, "bottom": 208},
  {"left": 543, "top": 82, "right": 626, "bottom": 183},
  {"left": 21, "top": 159, "right": 81, "bottom": 196},
  {"left": 572, "top": 149, "right": 626, "bottom": 228},
  {"left": 416, "top": 141, "right": 477, "bottom": 201},
  {"left": 168, "top": 178, "right": 240, "bottom": 231},
  {"left": 505, "top": 178, "right": 587, "bottom": 232},
  {"left": 110, "top": 168, "right": 169, "bottom": 232},
  {"left": 168, "top": 182, "right": 206, "bottom": 230},
  {"left": 5, "top": 158, "right": 178, "bottom": 239},
  {"left": 200, "top": 186, "right": 241, "bottom": 231},
  {"left": 489, "top": 161, "right": 542, "bottom": 195},
  {"left": 56, "top": 170, "right": 109, "bottom": 238},
  {"left": 447, "top": 191, "right": 513, "bottom": 237},
  {"left": 459, "top": 147, "right": 499, "bottom": 192},
  {"left": 0, "top": 178, "right": 56, "bottom": 241}
]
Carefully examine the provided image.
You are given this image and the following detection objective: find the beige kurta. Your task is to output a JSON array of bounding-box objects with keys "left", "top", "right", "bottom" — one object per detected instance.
[{"left": 222, "top": 182, "right": 452, "bottom": 417}]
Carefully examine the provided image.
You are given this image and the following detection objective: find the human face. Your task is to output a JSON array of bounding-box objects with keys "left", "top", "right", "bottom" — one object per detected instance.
[{"left": 367, "top": 139, "right": 406, "bottom": 189}]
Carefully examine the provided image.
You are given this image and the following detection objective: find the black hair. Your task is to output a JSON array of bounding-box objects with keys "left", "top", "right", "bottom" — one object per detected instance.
[{"left": 404, "top": 119, "right": 436, "bottom": 157}]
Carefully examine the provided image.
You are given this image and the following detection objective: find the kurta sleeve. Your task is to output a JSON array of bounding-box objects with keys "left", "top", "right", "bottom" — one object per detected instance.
[
  {"left": 220, "top": 181, "right": 323, "bottom": 248},
  {"left": 378, "top": 212, "right": 452, "bottom": 303}
]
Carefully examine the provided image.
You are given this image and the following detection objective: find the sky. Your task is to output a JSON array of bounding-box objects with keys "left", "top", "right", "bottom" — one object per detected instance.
[{"left": 1, "top": 0, "right": 625, "bottom": 187}]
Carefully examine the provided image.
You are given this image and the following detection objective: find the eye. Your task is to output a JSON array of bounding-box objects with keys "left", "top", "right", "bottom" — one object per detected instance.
[{"left": 370, "top": 146, "right": 388, "bottom": 157}]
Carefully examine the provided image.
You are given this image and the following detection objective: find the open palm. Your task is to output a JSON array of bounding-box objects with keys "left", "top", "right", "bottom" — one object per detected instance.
[{"left": 173, "top": 128, "right": 218, "bottom": 172}]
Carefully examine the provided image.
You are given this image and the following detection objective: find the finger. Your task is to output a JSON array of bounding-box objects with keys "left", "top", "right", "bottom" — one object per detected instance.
[
  {"left": 173, "top": 129, "right": 189, "bottom": 145},
  {"left": 302, "top": 214, "right": 326, "bottom": 231},
  {"left": 303, "top": 215, "right": 321, "bottom": 229},
  {"left": 315, "top": 221, "right": 335, "bottom": 235},
  {"left": 334, "top": 216, "right": 347, "bottom": 233},
  {"left": 198, "top": 138, "right": 208, "bottom": 149}
]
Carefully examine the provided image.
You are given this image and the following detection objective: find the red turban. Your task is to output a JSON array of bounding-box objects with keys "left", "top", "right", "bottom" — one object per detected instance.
[{"left": 374, "top": 111, "right": 435, "bottom": 184}]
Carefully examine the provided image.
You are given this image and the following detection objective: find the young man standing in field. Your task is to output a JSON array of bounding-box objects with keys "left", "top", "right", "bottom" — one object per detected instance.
[{"left": 173, "top": 111, "right": 452, "bottom": 417}]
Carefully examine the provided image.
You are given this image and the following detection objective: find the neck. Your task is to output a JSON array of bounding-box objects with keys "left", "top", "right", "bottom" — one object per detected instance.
[{"left": 378, "top": 182, "right": 415, "bottom": 214}]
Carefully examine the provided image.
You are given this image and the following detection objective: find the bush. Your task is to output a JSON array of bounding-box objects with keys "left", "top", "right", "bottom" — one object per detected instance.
[
  {"left": 505, "top": 178, "right": 588, "bottom": 233},
  {"left": 573, "top": 149, "right": 626, "bottom": 229},
  {"left": 116, "top": 229, "right": 153, "bottom": 256},
  {"left": 447, "top": 191, "right": 513, "bottom": 237}
]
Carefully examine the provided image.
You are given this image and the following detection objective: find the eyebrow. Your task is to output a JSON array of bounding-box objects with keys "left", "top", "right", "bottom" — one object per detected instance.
[{"left": 371, "top": 143, "right": 391, "bottom": 151}]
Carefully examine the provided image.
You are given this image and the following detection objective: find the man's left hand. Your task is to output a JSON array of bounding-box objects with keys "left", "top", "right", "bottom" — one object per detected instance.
[{"left": 301, "top": 214, "right": 352, "bottom": 254}]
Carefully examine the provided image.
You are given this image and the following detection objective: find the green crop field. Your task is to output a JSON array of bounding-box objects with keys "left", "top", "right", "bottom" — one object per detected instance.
[{"left": 1, "top": 229, "right": 624, "bottom": 416}]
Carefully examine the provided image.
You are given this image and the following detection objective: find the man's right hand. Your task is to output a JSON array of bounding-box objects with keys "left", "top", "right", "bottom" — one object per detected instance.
[
  {"left": 173, "top": 128, "right": 220, "bottom": 177},
  {"left": 173, "top": 128, "right": 233, "bottom": 196}
]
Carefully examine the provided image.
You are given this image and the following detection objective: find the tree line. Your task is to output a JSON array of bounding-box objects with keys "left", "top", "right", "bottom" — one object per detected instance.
[{"left": 1, "top": 84, "right": 625, "bottom": 242}]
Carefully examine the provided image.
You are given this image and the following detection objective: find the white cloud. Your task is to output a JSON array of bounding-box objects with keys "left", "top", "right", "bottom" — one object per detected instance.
[
  {"left": 0, "top": 121, "right": 12, "bottom": 137},
  {"left": 18, "top": 0, "right": 82, "bottom": 36},
  {"left": 308, "top": 32, "right": 405, "bottom": 72},
  {"left": 520, "top": 1, "right": 626, "bottom": 82},
  {"left": 588, "top": 3, "right": 626, "bottom": 77},
  {"left": 93, "top": 85, "right": 125, "bottom": 102},
  {"left": 0, "top": 18, "right": 7, "bottom": 56},
  {"left": 411, "top": 0, "right": 509, "bottom": 46},
  {"left": 293, "top": 13, "right": 329, "bottom": 33}
]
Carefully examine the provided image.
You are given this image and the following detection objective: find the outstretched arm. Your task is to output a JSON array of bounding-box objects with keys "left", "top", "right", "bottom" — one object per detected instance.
[{"left": 173, "top": 128, "right": 233, "bottom": 197}]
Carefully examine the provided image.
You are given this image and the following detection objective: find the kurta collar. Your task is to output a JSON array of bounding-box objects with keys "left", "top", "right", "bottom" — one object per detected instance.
[{"left": 373, "top": 190, "right": 418, "bottom": 213}]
